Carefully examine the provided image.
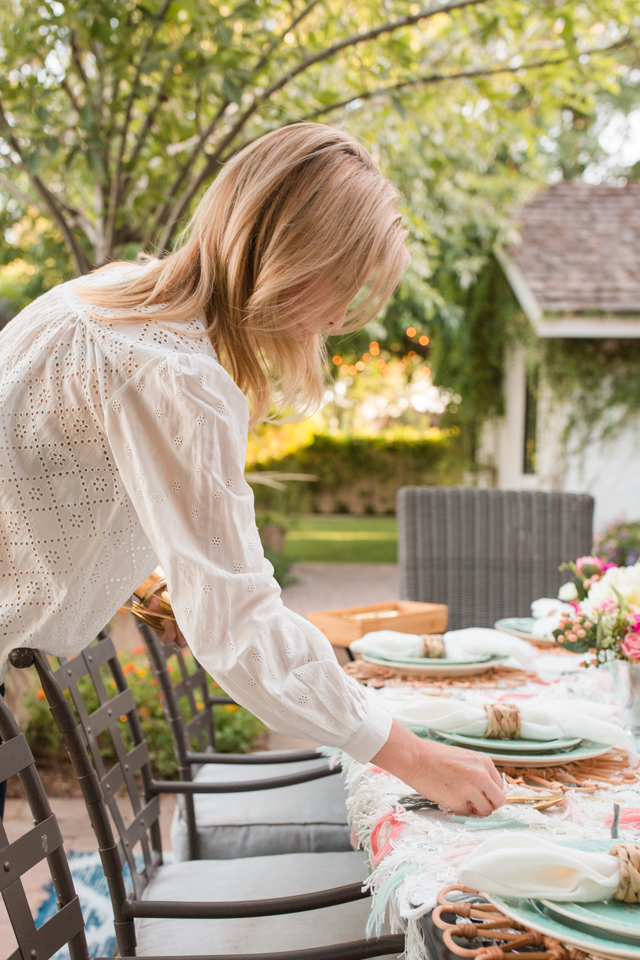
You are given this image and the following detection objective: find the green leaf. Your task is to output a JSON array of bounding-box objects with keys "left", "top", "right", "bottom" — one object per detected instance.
[
  {"left": 612, "top": 585, "right": 627, "bottom": 613},
  {"left": 222, "top": 76, "right": 243, "bottom": 104},
  {"left": 391, "top": 95, "right": 406, "bottom": 119},
  {"left": 215, "top": 22, "right": 233, "bottom": 47}
]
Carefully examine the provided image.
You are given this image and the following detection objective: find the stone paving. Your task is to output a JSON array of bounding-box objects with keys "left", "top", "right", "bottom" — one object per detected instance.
[{"left": 2, "top": 561, "right": 399, "bottom": 941}]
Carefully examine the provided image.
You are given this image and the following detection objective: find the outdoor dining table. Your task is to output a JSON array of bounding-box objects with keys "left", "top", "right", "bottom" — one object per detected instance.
[{"left": 338, "top": 649, "right": 640, "bottom": 960}]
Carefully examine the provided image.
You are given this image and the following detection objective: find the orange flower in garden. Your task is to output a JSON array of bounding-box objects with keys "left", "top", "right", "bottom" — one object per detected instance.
[
  {"left": 36, "top": 689, "right": 45, "bottom": 700},
  {"left": 120, "top": 715, "right": 127, "bottom": 723},
  {"left": 225, "top": 704, "right": 238, "bottom": 712},
  {"left": 132, "top": 646, "right": 145, "bottom": 655},
  {"left": 136, "top": 668, "right": 146, "bottom": 678},
  {"left": 123, "top": 663, "right": 135, "bottom": 675}
]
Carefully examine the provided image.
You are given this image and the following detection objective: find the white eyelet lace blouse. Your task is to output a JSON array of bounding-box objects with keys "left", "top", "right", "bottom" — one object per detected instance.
[{"left": 0, "top": 264, "right": 391, "bottom": 763}]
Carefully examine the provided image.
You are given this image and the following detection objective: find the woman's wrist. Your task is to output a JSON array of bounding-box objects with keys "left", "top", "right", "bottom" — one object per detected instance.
[{"left": 370, "top": 718, "right": 427, "bottom": 784}]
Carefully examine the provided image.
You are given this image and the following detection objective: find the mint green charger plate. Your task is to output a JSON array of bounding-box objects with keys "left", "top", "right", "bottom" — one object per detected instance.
[{"left": 422, "top": 733, "right": 611, "bottom": 766}]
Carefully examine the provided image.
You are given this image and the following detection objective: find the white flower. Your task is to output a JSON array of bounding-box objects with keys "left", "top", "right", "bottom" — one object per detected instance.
[
  {"left": 584, "top": 563, "right": 640, "bottom": 615},
  {"left": 558, "top": 581, "right": 579, "bottom": 602}
]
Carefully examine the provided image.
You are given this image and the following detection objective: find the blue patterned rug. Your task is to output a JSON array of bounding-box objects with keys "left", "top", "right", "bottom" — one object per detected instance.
[{"left": 36, "top": 851, "right": 119, "bottom": 959}]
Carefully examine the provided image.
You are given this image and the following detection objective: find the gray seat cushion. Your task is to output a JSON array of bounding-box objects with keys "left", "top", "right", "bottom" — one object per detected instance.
[
  {"left": 136, "top": 851, "right": 398, "bottom": 957},
  {"left": 171, "top": 758, "right": 352, "bottom": 860}
]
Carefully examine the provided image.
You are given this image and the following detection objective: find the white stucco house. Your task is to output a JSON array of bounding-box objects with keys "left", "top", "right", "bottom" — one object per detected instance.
[{"left": 478, "top": 180, "right": 640, "bottom": 530}]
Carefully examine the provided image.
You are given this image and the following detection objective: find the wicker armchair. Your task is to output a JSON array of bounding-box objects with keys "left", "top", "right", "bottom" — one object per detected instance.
[
  {"left": 8, "top": 639, "right": 403, "bottom": 960},
  {"left": 397, "top": 488, "right": 594, "bottom": 630},
  {"left": 136, "top": 622, "right": 351, "bottom": 861}
]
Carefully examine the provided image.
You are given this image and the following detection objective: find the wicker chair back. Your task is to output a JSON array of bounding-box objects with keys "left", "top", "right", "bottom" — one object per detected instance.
[
  {"left": 397, "top": 487, "right": 594, "bottom": 630},
  {"left": 15, "top": 634, "right": 164, "bottom": 956},
  {"left": 0, "top": 689, "right": 90, "bottom": 960}
]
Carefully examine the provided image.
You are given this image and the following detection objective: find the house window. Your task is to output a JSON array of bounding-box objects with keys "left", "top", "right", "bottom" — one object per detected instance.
[{"left": 523, "top": 368, "right": 538, "bottom": 475}]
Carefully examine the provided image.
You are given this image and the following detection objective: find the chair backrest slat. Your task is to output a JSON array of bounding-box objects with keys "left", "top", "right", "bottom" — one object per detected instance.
[
  {"left": 33, "top": 635, "right": 164, "bottom": 927},
  {"left": 398, "top": 487, "right": 594, "bottom": 629},
  {"left": 0, "top": 690, "right": 90, "bottom": 960}
]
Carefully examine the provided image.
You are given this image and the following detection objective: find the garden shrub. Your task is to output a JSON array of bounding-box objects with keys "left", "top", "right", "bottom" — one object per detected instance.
[
  {"left": 251, "top": 430, "right": 461, "bottom": 515},
  {"left": 23, "top": 649, "right": 265, "bottom": 780}
]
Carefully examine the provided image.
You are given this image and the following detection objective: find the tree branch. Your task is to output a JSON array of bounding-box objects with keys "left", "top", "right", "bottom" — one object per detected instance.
[
  {"left": 253, "top": 0, "right": 321, "bottom": 76},
  {"left": 0, "top": 108, "right": 91, "bottom": 275},
  {"left": 0, "top": 172, "right": 44, "bottom": 212},
  {"left": 296, "top": 57, "right": 574, "bottom": 121},
  {"left": 124, "top": 78, "right": 172, "bottom": 173},
  {"left": 147, "top": 0, "right": 322, "bottom": 242},
  {"left": 156, "top": 0, "right": 488, "bottom": 250},
  {"left": 104, "top": 0, "right": 173, "bottom": 257},
  {"left": 69, "top": 30, "right": 90, "bottom": 91}
]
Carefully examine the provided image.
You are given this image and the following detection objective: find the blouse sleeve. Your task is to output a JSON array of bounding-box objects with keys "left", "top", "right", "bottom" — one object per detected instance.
[{"left": 103, "top": 353, "right": 392, "bottom": 763}]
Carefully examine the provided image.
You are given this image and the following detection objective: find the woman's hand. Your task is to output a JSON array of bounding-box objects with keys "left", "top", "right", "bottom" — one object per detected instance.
[
  {"left": 371, "top": 719, "right": 505, "bottom": 817},
  {"left": 147, "top": 593, "right": 188, "bottom": 648}
]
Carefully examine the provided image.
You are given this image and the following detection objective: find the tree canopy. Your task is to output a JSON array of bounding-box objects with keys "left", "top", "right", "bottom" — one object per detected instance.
[{"left": 1, "top": 0, "right": 636, "bottom": 284}]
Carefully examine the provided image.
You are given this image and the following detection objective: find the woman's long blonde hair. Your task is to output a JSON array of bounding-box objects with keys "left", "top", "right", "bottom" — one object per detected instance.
[{"left": 79, "top": 123, "right": 409, "bottom": 426}]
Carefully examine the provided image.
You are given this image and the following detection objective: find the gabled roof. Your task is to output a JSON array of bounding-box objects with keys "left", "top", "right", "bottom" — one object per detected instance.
[{"left": 499, "top": 180, "right": 640, "bottom": 338}]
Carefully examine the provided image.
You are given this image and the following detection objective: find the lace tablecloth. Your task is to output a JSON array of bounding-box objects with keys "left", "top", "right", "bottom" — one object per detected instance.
[{"left": 342, "top": 659, "right": 640, "bottom": 960}]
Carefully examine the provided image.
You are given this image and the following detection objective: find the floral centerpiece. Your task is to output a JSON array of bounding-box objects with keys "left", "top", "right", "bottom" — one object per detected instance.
[{"left": 553, "top": 556, "right": 640, "bottom": 665}]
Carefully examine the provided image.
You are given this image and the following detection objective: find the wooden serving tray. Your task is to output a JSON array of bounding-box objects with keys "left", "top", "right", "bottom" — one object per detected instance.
[{"left": 307, "top": 600, "right": 448, "bottom": 648}]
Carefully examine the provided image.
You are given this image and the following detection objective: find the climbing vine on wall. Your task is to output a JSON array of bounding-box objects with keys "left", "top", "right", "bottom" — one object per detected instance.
[
  {"left": 428, "top": 255, "right": 530, "bottom": 462},
  {"left": 541, "top": 338, "right": 640, "bottom": 442}
]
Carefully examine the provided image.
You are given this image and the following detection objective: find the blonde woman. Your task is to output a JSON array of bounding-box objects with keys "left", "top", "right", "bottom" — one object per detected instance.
[{"left": 0, "top": 123, "right": 504, "bottom": 817}]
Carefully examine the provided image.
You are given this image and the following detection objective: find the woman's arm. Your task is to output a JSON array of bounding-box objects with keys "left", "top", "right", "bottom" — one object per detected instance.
[{"left": 104, "top": 353, "right": 391, "bottom": 762}]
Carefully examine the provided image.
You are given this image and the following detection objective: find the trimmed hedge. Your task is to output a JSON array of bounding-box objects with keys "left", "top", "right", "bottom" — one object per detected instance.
[{"left": 251, "top": 431, "right": 462, "bottom": 515}]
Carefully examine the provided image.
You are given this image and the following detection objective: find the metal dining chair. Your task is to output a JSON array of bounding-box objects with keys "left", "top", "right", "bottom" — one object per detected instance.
[
  {"left": 0, "top": 686, "right": 90, "bottom": 960},
  {"left": 136, "top": 622, "right": 351, "bottom": 861},
  {"left": 397, "top": 488, "right": 594, "bottom": 630},
  {"left": 9, "top": 639, "right": 403, "bottom": 960}
]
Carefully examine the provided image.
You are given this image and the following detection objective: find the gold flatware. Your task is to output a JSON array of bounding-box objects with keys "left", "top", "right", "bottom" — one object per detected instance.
[{"left": 507, "top": 794, "right": 564, "bottom": 811}]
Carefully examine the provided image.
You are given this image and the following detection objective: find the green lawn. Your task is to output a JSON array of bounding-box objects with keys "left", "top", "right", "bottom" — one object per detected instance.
[{"left": 283, "top": 515, "right": 397, "bottom": 563}]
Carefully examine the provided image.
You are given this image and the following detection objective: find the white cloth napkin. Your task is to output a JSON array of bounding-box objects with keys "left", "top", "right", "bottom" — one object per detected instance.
[
  {"left": 530, "top": 598, "right": 574, "bottom": 640},
  {"left": 350, "top": 630, "right": 424, "bottom": 660},
  {"left": 375, "top": 691, "right": 636, "bottom": 758},
  {"left": 444, "top": 628, "right": 537, "bottom": 666},
  {"left": 458, "top": 835, "right": 620, "bottom": 902},
  {"left": 349, "top": 627, "right": 537, "bottom": 666}
]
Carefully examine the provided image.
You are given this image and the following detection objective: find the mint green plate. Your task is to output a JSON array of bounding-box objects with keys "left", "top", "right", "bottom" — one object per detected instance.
[
  {"left": 436, "top": 731, "right": 582, "bottom": 754},
  {"left": 488, "top": 840, "right": 640, "bottom": 958},
  {"left": 363, "top": 651, "right": 492, "bottom": 665},
  {"left": 362, "top": 654, "right": 508, "bottom": 678},
  {"left": 488, "top": 896, "right": 640, "bottom": 958},
  {"left": 494, "top": 617, "right": 556, "bottom": 646}
]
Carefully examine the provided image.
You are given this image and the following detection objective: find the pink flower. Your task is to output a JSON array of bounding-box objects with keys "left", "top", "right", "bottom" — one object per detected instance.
[
  {"left": 593, "top": 597, "right": 618, "bottom": 615},
  {"left": 575, "top": 556, "right": 617, "bottom": 575},
  {"left": 622, "top": 632, "right": 640, "bottom": 663}
]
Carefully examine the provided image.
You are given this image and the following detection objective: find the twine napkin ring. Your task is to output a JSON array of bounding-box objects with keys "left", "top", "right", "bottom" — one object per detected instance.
[
  {"left": 484, "top": 702, "right": 521, "bottom": 739},
  {"left": 420, "top": 634, "right": 446, "bottom": 659},
  {"left": 611, "top": 842, "right": 640, "bottom": 902}
]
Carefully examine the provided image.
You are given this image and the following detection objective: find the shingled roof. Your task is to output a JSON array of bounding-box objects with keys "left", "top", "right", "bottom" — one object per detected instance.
[{"left": 508, "top": 180, "right": 640, "bottom": 316}]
